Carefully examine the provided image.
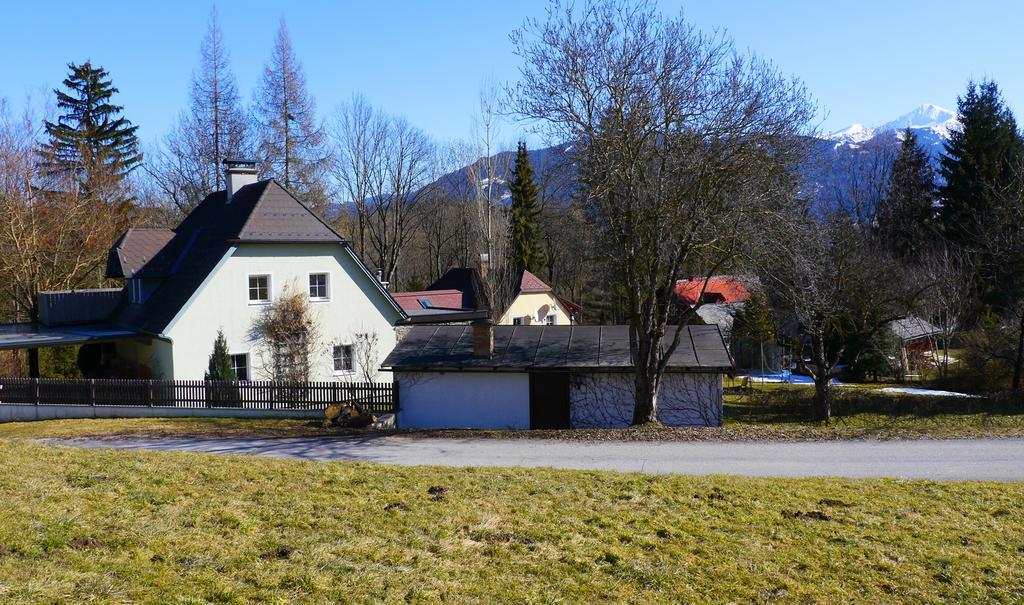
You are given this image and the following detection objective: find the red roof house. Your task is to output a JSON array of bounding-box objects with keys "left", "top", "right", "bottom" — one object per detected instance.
[
  {"left": 674, "top": 276, "right": 752, "bottom": 305},
  {"left": 390, "top": 289, "right": 465, "bottom": 312}
]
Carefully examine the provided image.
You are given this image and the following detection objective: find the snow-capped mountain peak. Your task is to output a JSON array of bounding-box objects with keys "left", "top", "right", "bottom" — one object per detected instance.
[
  {"left": 828, "top": 104, "right": 959, "bottom": 144},
  {"left": 879, "top": 103, "right": 958, "bottom": 138},
  {"left": 827, "top": 122, "right": 873, "bottom": 145}
]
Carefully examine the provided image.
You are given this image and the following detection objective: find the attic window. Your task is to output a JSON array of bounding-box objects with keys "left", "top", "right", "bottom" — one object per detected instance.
[{"left": 419, "top": 299, "right": 433, "bottom": 309}]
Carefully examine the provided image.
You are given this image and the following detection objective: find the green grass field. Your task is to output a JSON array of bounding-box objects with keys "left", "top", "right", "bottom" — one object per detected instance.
[{"left": 0, "top": 439, "right": 1021, "bottom": 603}]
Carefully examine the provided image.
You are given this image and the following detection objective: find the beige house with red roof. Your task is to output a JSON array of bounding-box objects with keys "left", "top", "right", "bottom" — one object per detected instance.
[{"left": 499, "top": 270, "right": 579, "bottom": 326}]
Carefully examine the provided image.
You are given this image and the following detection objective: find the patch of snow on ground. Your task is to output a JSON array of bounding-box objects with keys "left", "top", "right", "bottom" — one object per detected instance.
[{"left": 879, "top": 387, "right": 980, "bottom": 398}]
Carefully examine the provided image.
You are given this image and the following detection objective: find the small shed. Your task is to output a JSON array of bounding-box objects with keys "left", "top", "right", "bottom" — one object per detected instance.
[
  {"left": 382, "top": 324, "right": 733, "bottom": 429},
  {"left": 889, "top": 316, "right": 942, "bottom": 379}
]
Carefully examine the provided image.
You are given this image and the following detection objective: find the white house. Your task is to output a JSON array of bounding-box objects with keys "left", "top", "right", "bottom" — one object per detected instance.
[
  {"left": 93, "top": 160, "right": 404, "bottom": 381},
  {"left": 382, "top": 323, "right": 733, "bottom": 429}
]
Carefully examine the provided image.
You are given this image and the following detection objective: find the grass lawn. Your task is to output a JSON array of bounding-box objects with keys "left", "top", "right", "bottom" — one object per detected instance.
[
  {"left": 0, "top": 381, "right": 1018, "bottom": 443},
  {"left": 0, "top": 439, "right": 1020, "bottom": 603},
  {"left": 722, "top": 383, "right": 1024, "bottom": 440}
]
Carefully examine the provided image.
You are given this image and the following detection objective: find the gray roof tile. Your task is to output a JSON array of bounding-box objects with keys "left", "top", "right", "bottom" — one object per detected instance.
[{"left": 383, "top": 325, "right": 733, "bottom": 372}]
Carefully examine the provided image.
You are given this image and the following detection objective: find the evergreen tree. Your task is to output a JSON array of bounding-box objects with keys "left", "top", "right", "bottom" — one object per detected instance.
[
  {"left": 253, "top": 18, "right": 328, "bottom": 214},
  {"left": 204, "top": 329, "right": 235, "bottom": 381},
  {"left": 508, "top": 141, "right": 545, "bottom": 276},
  {"left": 937, "top": 80, "right": 1023, "bottom": 247},
  {"left": 877, "top": 128, "right": 936, "bottom": 257},
  {"left": 38, "top": 61, "right": 141, "bottom": 194}
]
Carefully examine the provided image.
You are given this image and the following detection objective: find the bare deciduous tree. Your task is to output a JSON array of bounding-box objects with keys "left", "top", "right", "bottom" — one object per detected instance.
[
  {"left": 509, "top": 0, "right": 815, "bottom": 424},
  {"left": 330, "top": 94, "right": 385, "bottom": 261},
  {"left": 920, "top": 246, "right": 975, "bottom": 377},
  {"left": 364, "top": 117, "right": 434, "bottom": 287},
  {"left": 0, "top": 100, "right": 129, "bottom": 374},
  {"left": 760, "top": 214, "right": 924, "bottom": 421}
]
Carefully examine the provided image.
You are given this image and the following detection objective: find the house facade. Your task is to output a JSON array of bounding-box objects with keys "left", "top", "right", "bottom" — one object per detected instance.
[
  {"left": 102, "top": 161, "right": 404, "bottom": 381},
  {"left": 498, "top": 270, "right": 579, "bottom": 326}
]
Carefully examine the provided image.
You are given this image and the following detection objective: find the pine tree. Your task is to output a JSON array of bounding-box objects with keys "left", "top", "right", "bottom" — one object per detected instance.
[
  {"left": 253, "top": 18, "right": 328, "bottom": 214},
  {"left": 877, "top": 128, "right": 936, "bottom": 257},
  {"left": 204, "top": 329, "right": 235, "bottom": 381},
  {"left": 937, "top": 80, "right": 1023, "bottom": 248},
  {"left": 508, "top": 141, "right": 545, "bottom": 276},
  {"left": 153, "top": 8, "right": 250, "bottom": 213},
  {"left": 38, "top": 61, "right": 141, "bottom": 194}
]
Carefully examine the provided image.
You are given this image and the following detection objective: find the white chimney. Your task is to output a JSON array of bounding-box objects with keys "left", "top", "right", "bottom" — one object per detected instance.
[{"left": 223, "top": 158, "right": 258, "bottom": 202}]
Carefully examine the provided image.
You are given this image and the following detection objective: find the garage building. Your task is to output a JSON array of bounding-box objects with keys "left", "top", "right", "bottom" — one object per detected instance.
[{"left": 382, "top": 323, "right": 733, "bottom": 429}]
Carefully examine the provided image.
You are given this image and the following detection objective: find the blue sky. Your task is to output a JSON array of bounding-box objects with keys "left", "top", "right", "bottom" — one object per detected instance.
[{"left": 2, "top": 0, "right": 1021, "bottom": 148}]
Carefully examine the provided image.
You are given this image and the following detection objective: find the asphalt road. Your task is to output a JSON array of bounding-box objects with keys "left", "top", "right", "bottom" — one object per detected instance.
[{"left": 52, "top": 435, "right": 1024, "bottom": 481}]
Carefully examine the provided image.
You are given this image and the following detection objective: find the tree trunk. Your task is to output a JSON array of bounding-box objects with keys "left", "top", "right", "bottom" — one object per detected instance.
[
  {"left": 1012, "top": 312, "right": 1024, "bottom": 392},
  {"left": 28, "top": 348, "right": 40, "bottom": 378},
  {"left": 810, "top": 334, "right": 831, "bottom": 424},
  {"left": 814, "top": 374, "right": 831, "bottom": 424},
  {"left": 632, "top": 370, "right": 659, "bottom": 425}
]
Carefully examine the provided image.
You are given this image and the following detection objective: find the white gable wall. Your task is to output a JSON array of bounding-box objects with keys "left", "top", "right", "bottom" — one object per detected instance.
[
  {"left": 498, "top": 291, "right": 573, "bottom": 325},
  {"left": 164, "top": 243, "right": 399, "bottom": 381}
]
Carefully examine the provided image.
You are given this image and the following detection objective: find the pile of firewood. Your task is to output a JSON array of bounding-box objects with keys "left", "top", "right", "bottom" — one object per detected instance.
[{"left": 322, "top": 402, "right": 375, "bottom": 428}]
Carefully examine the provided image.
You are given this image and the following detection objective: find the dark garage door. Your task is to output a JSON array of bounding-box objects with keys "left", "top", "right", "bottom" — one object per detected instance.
[{"left": 529, "top": 372, "right": 571, "bottom": 429}]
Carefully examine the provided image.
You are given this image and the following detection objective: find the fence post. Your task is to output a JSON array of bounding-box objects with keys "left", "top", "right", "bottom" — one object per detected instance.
[
  {"left": 34, "top": 378, "right": 40, "bottom": 406},
  {"left": 393, "top": 381, "right": 399, "bottom": 413},
  {"left": 148, "top": 380, "right": 154, "bottom": 407},
  {"left": 89, "top": 379, "right": 96, "bottom": 407}
]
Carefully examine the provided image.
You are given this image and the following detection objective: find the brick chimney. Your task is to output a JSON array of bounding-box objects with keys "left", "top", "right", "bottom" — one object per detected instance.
[
  {"left": 472, "top": 318, "right": 494, "bottom": 358},
  {"left": 224, "top": 158, "right": 258, "bottom": 202}
]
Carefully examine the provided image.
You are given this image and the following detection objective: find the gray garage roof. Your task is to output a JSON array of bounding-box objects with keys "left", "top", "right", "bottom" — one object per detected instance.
[{"left": 382, "top": 325, "right": 733, "bottom": 372}]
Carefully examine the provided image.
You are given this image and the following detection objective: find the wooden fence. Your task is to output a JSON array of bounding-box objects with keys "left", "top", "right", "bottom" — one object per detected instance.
[{"left": 0, "top": 378, "right": 398, "bottom": 415}]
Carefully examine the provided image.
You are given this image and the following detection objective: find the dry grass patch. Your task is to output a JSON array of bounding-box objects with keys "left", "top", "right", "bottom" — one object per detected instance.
[{"left": 0, "top": 439, "right": 1020, "bottom": 603}]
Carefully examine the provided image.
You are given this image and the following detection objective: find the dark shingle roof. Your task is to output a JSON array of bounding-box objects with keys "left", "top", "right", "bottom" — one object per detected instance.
[
  {"left": 889, "top": 317, "right": 941, "bottom": 342},
  {"left": 382, "top": 324, "right": 733, "bottom": 372},
  {"left": 109, "top": 180, "right": 352, "bottom": 335},
  {"left": 427, "top": 268, "right": 490, "bottom": 310},
  {"left": 106, "top": 228, "right": 176, "bottom": 278}
]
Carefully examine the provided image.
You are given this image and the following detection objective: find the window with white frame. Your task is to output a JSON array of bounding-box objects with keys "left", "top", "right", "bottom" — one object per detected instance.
[
  {"left": 333, "top": 344, "right": 354, "bottom": 374},
  {"left": 545, "top": 314, "right": 557, "bottom": 325},
  {"left": 229, "top": 353, "right": 249, "bottom": 381},
  {"left": 248, "top": 274, "right": 270, "bottom": 304},
  {"left": 308, "top": 272, "right": 329, "bottom": 301}
]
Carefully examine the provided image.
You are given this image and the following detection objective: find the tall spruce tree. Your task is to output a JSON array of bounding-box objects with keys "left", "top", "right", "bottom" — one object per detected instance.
[
  {"left": 877, "top": 128, "right": 936, "bottom": 258},
  {"left": 937, "top": 80, "right": 1023, "bottom": 248},
  {"left": 508, "top": 142, "right": 545, "bottom": 276},
  {"left": 253, "top": 18, "right": 328, "bottom": 214},
  {"left": 151, "top": 8, "right": 250, "bottom": 213},
  {"left": 38, "top": 61, "right": 141, "bottom": 194}
]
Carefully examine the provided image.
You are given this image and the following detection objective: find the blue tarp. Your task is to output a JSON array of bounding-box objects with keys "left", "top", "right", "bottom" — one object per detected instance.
[{"left": 742, "top": 370, "right": 841, "bottom": 385}]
